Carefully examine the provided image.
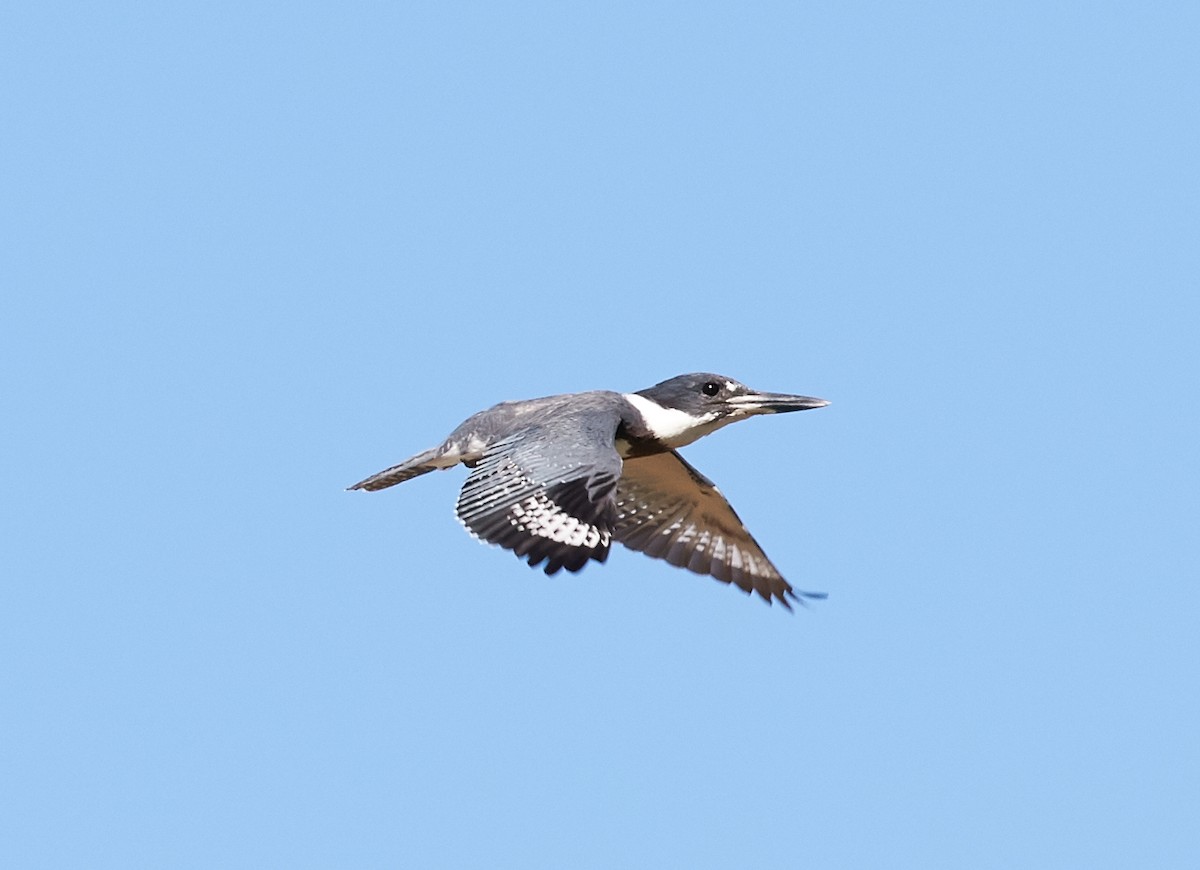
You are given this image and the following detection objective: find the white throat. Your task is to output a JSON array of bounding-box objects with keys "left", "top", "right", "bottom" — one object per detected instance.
[{"left": 623, "top": 392, "right": 730, "bottom": 448}]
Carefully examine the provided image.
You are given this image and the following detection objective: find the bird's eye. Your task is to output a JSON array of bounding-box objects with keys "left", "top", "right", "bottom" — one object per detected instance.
[{"left": 701, "top": 381, "right": 721, "bottom": 397}]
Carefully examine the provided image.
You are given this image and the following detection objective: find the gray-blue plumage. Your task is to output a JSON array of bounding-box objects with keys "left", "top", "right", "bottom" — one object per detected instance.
[{"left": 349, "top": 373, "right": 829, "bottom": 608}]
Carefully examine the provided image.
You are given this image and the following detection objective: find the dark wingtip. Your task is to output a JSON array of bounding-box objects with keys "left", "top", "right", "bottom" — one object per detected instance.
[{"left": 784, "top": 588, "right": 829, "bottom": 610}]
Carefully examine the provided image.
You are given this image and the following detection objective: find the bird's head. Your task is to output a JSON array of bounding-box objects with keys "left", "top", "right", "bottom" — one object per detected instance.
[{"left": 628, "top": 373, "right": 829, "bottom": 448}]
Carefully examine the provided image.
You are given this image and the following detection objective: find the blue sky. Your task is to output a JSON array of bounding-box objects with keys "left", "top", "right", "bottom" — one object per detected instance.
[{"left": 3, "top": 3, "right": 1197, "bottom": 867}]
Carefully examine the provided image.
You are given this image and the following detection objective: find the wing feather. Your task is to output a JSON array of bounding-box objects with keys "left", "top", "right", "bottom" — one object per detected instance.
[
  {"left": 613, "top": 450, "right": 825, "bottom": 608},
  {"left": 455, "top": 415, "right": 623, "bottom": 575}
]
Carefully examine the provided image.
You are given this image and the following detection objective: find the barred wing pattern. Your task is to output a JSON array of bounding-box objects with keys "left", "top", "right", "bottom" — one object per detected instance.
[
  {"left": 614, "top": 450, "right": 808, "bottom": 608},
  {"left": 455, "top": 420, "right": 623, "bottom": 575}
]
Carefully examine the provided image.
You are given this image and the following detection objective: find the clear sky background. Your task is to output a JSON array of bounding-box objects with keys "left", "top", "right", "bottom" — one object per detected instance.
[{"left": 3, "top": 3, "right": 1197, "bottom": 868}]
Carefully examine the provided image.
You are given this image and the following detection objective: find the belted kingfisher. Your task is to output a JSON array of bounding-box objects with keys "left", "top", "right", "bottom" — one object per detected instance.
[{"left": 349, "top": 373, "right": 829, "bottom": 609}]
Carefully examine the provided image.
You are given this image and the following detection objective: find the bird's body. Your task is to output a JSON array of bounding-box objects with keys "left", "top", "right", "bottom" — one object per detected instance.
[{"left": 349, "top": 373, "right": 829, "bottom": 608}]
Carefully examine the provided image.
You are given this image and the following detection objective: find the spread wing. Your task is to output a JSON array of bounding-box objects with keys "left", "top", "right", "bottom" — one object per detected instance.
[
  {"left": 455, "top": 413, "right": 623, "bottom": 575},
  {"left": 613, "top": 450, "right": 824, "bottom": 609}
]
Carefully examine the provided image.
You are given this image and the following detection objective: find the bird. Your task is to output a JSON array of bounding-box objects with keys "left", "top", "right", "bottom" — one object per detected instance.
[{"left": 348, "top": 373, "right": 829, "bottom": 609}]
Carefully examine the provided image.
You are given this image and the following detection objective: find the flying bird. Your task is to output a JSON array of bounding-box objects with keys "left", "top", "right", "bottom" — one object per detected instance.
[{"left": 349, "top": 373, "right": 829, "bottom": 608}]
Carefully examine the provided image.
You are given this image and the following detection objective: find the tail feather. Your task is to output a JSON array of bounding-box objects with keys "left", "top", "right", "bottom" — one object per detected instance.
[{"left": 347, "top": 447, "right": 444, "bottom": 491}]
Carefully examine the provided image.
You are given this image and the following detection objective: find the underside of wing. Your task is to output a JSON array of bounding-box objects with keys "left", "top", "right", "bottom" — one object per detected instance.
[
  {"left": 455, "top": 417, "right": 623, "bottom": 575},
  {"left": 614, "top": 450, "right": 819, "bottom": 608}
]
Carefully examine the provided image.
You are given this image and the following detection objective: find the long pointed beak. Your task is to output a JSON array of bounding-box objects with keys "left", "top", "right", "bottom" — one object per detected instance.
[{"left": 728, "top": 391, "right": 830, "bottom": 414}]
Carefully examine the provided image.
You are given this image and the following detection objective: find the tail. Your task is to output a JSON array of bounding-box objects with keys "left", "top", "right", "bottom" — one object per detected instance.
[{"left": 347, "top": 447, "right": 446, "bottom": 491}]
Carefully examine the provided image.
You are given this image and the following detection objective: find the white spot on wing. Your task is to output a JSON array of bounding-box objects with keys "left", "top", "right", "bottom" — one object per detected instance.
[{"left": 509, "top": 493, "right": 610, "bottom": 548}]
